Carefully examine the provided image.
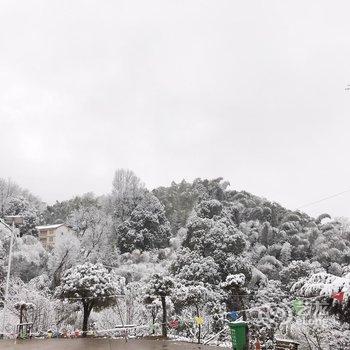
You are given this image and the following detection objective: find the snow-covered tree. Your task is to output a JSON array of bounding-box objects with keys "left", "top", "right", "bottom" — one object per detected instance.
[
  {"left": 283, "top": 315, "right": 350, "bottom": 350},
  {"left": 293, "top": 272, "right": 350, "bottom": 325},
  {"left": 153, "top": 180, "right": 199, "bottom": 234},
  {"left": 248, "top": 280, "right": 289, "bottom": 344},
  {"left": 11, "top": 235, "right": 47, "bottom": 282},
  {"left": 0, "top": 178, "right": 44, "bottom": 236},
  {"left": 109, "top": 169, "right": 145, "bottom": 223},
  {"left": 0, "top": 178, "right": 19, "bottom": 216},
  {"left": 280, "top": 242, "right": 292, "bottom": 264},
  {"left": 172, "top": 283, "right": 215, "bottom": 343},
  {"left": 146, "top": 274, "right": 174, "bottom": 338},
  {"left": 47, "top": 232, "right": 81, "bottom": 287},
  {"left": 0, "top": 225, "right": 8, "bottom": 298},
  {"left": 71, "top": 209, "right": 113, "bottom": 263},
  {"left": 257, "top": 255, "right": 283, "bottom": 280},
  {"left": 117, "top": 193, "right": 171, "bottom": 253},
  {"left": 170, "top": 248, "right": 220, "bottom": 285},
  {"left": 55, "top": 263, "right": 121, "bottom": 336},
  {"left": 143, "top": 294, "right": 161, "bottom": 334},
  {"left": 183, "top": 203, "right": 247, "bottom": 278},
  {"left": 5, "top": 195, "right": 42, "bottom": 236},
  {"left": 221, "top": 273, "right": 248, "bottom": 320},
  {"left": 67, "top": 194, "right": 103, "bottom": 234},
  {"left": 2, "top": 275, "right": 58, "bottom": 333},
  {"left": 280, "top": 260, "right": 314, "bottom": 289},
  {"left": 43, "top": 192, "right": 99, "bottom": 226},
  {"left": 221, "top": 273, "right": 248, "bottom": 321}
]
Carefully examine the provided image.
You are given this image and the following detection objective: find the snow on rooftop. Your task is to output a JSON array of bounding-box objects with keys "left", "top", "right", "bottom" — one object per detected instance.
[{"left": 36, "top": 224, "right": 65, "bottom": 230}]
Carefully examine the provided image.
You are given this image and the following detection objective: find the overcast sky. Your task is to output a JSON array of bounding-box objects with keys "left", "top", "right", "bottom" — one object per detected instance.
[{"left": 1, "top": 0, "right": 350, "bottom": 218}]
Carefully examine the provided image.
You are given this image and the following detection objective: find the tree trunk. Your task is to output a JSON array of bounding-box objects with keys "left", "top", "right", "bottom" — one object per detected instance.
[
  {"left": 82, "top": 302, "right": 92, "bottom": 337},
  {"left": 238, "top": 294, "right": 247, "bottom": 321},
  {"left": 19, "top": 306, "right": 23, "bottom": 324},
  {"left": 228, "top": 287, "right": 246, "bottom": 321},
  {"left": 151, "top": 312, "right": 156, "bottom": 335},
  {"left": 161, "top": 296, "right": 167, "bottom": 338},
  {"left": 18, "top": 306, "right": 24, "bottom": 339},
  {"left": 196, "top": 305, "right": 201, "bottom": 344}
]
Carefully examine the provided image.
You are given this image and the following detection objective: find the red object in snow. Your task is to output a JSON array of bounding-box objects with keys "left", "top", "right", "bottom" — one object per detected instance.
[
  {"left": 169, "top": 320, "right": 179, "bottom": 329},
  {"left": 255, "top": 339, "right": 261, "bottom": 350},
  {"left": 332, "top": 291, "right": 345, "bottom": 302}
]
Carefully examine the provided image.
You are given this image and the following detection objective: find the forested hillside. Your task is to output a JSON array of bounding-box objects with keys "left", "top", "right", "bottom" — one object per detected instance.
[{"left": 1, "top": 170, "right": 350, "bottom": 348}]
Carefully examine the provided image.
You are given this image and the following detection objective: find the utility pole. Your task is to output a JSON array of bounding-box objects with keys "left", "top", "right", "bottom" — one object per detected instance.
[{"left": 1, "top": 216, "right": 23, "bottom": 338}]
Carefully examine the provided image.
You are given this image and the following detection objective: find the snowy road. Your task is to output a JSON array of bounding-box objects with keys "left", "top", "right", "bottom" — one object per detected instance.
[{"left": 0, "top": 339, "right": 230, "bottom": 350}]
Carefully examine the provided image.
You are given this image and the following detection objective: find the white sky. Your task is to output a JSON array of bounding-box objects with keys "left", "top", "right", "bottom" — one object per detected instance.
[{"left": 1, "top": 0, "right": 350, "bottom": 218}]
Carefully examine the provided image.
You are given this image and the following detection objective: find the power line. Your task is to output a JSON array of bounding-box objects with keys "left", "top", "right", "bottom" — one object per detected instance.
[
  {"left": 296, "top": 188, "right": 350, "bottom": 210},
  {"left": 60, "top": 294, "right": 125, "bottom": 301}
]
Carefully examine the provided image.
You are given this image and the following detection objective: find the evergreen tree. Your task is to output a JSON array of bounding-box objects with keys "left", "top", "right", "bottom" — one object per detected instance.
[
  {"left": 117, "top": 193, "right": 170, "bottom": 253},
  {"left": 146, "top": 274, "right": 174, "bottom": 338},
  {"left": 55, "top": 263, "right": 120, "bottom": 336}
]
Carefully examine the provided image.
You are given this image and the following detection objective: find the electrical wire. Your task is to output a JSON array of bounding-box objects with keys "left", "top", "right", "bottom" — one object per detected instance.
[
  {"left": 59, "top": 293, "right": 125, "bottom": 301},
  {"left": 296, "top": 188, "right": 350, "bottom": 210}
]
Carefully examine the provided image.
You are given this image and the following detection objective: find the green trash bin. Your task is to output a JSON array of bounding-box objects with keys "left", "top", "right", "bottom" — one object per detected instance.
[{"left": 228, "top": 321, "right": 248, "bottom": 350}]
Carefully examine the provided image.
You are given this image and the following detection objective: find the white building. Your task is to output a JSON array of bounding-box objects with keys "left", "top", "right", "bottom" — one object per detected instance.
[{"left": 36, "top": 223, "right": 74, "bottom": 249}]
